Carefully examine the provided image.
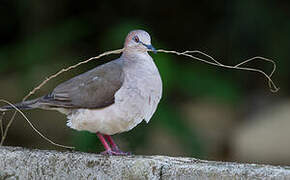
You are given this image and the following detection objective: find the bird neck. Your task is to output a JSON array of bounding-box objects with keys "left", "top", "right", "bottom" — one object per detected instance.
[{"left": 121, "top": 49, "right": 150, "bottom": 61}]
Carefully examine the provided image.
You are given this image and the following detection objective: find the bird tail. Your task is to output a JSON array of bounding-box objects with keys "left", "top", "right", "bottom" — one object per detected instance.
[{"left": 0, "top": 98, "right": 40, "bottom": 112}]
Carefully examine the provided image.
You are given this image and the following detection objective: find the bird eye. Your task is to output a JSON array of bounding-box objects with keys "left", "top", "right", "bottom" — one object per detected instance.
[{"left": 133, "top": 36, "right": 139, "bottom": 43}]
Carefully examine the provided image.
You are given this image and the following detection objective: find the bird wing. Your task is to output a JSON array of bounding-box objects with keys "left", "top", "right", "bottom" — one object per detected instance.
[{"left": 40, "top": 59, "right": 124, "bottom": 109}]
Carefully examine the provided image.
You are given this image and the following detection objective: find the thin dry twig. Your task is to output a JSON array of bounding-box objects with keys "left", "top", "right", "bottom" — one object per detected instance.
[
  {"left": 0, "top": 112, "right": 15, "bottom": 146},
  {"left": 0, "top": 112, "right": 4, "bottom": 138},
  {"left": 22, "top": 48, "right": 124, "bottom": 101},
  {"left": 0, "top": 48, "right": 279, "bottom": 148},
  {"left": 0, "top": 99, "right": 74, "bottom": 149},
  {"left": 156, "top": 49, "right": 279, "bottom": 92}
]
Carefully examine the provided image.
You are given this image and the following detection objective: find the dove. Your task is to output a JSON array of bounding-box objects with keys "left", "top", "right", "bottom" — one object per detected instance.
[{"left": 0, "top": 30, "right": 163, "bottom": 155}]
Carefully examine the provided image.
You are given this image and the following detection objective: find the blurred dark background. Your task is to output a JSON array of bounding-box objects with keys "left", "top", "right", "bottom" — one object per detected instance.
[{"left": 0, "top": 0, "right": 290, "bottom": 165}]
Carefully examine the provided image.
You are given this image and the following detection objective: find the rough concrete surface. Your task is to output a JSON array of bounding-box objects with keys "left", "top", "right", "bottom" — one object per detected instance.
[{"left": 0, "top": 146, "right": 290, "bottom": 180}]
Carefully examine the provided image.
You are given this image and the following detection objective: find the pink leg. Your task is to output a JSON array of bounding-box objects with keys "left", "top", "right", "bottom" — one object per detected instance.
[
  {"left": 104, "top": 135, "right": 119, "bottom": 151},
  {"left": 97, "top": 133, "right": 131, "bottom": 156},
  {"left": 104, "top": 135, "right": 132, "bottom": 155},
  {"left": 96, "top": 133, "right": 111, "bottom": 152}
]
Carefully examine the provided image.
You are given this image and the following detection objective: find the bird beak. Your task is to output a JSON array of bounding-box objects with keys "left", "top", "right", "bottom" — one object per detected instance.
[
  {"left": 147, "top": 44, "right": 157, "bottom": 54},
  {"left": 142, "top": 43, "right": 157, "bottom": 54}
]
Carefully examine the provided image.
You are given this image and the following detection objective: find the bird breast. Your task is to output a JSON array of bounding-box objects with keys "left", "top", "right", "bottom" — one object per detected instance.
[{"left": 116, "top": 55, "right": 163, "bottom": 123}]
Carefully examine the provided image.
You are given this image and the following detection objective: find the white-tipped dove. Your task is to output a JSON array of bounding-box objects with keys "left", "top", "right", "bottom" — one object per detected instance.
[{"left": 0, "top": 30, "right": 163, "bottom": 155}]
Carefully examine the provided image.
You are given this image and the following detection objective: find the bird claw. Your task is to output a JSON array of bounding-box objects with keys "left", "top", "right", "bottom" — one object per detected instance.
[
  {"left": 101, "top": 149, "right": 132, "bottom": 156},
  {"left": 113, "top": 149, "right": 132, "bottom": 156}
]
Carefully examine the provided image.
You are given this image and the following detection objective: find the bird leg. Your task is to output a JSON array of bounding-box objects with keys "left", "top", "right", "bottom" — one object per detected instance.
[
  {"left": 96, "top": 133, "right": 131, "bottom": 155},
  {"left": 104, "top": 135, "right": 131, "bottom": 155},
  {"left": 96, "top": 133, "right": 112, "bottom": 154},
  {"left": 104, "top": 135, "right": 120, "bottom": 152}
]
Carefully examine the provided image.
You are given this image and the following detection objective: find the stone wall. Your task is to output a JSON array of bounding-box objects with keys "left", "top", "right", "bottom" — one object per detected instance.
[{"left": 0, "top": 146, "right": 290, "bottom": 179}]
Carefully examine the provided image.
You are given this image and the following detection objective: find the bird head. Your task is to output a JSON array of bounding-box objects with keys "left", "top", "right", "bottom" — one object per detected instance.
[{"left": 124, "top": 30, "right": 156, "bottom": 54}]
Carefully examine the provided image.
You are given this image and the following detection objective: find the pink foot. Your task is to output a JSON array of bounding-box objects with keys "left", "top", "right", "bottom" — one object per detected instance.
[
  {"left": 97, "top": 133, "right": 131, "bottom": 156},
  {"left": 101, "top": 149, "right": 131, "bottom": 156},
  {"left": 103, "top": 135, "right": 131, "bottom": 155},
  {"left": 113, "top": 149, "right": 132, "bottom": 155}
]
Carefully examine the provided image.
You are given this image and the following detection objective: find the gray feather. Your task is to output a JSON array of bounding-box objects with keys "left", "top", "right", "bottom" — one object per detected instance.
[
  {"left": 0, "top": 58, "right": 124, "bottom": 111},
  {"left": 0, "top": 98, "right": 40, "bottom": 111},
  {"left": 38, "top": 58, "right": 124, "bottom": 109}
]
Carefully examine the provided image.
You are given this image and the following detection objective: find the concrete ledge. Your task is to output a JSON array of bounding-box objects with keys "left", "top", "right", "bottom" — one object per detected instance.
[{"left": 0, "top": 146, "right": 290, "bottom": 179}]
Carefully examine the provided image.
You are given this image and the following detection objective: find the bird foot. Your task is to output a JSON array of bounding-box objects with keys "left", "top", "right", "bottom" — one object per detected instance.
[{"left": 101, "top": 149, "right": 132, "bottom": 156}]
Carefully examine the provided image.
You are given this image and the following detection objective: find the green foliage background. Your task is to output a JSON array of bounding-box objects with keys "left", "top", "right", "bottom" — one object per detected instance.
[{"left": 0, "top": 0, "right": 289, "bottom": 162}]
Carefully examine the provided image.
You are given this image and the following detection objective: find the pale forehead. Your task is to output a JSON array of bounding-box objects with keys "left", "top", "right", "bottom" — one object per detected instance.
[{"left": 126, "top": 30, "right": 151, "bottom": 42}]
